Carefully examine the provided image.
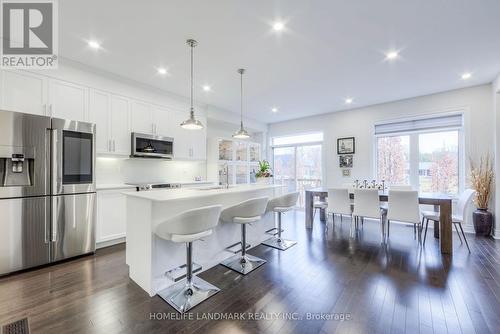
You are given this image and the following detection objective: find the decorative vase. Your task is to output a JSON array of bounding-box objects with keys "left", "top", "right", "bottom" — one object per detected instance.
[
  {"left": 256, "top": 177, "right": 272, "bottom": 185},
  {"left": 472, "top": 208, "right": 492, "bottom": 236}
]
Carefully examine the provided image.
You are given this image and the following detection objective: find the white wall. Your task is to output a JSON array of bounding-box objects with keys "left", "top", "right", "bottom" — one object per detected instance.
[
  {"left": 269, "top": 85, "right": 494, "bottom": 226},
  {"left": 493, "top": 74, "right": 500, "bottom": 236},
  {"left": 96, "top": 158, "right": 206, "bottom": 185}
]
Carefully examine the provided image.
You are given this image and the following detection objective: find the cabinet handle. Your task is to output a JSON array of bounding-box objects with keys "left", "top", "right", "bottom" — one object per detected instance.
[
  {"left": 113, "top": 140, "right": 116, "bottom": 152},
  {"left": 49, "top": 104, "right": 53, "bottom": 116},
  {"left": 108, "top": 139, "right": 111, "bottom": 152},
  {"left": 43, "top": 104, "right": 47, "bottom": 116}
]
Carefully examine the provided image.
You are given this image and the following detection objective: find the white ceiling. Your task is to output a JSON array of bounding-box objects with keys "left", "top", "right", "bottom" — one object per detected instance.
[{"left": 59, "top": 0, "right": 500, "bottom": 123}]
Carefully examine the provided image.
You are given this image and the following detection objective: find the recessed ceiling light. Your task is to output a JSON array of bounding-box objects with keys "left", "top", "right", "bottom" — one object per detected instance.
[
  {"left": 88, "top": 40, "right": 101, "bottom": 50},
  {"left": 157, "top": 67, "right": 167, "bottom": 75},
  {"left": 385, "top": 51, "right": 399, "bottom": 60},
  {"left": 345, "top": 98, "right": 353, "bottom": 104},
  {"left": 202, "top": 85, "right": 211, "bottom": 92},
  {"left": 272, "top": 21, "right": 285, "bottom": 32},
  {"left": 271, "top": 107, "right": 278, "bottom": 112},
  {"left": 461, "top": 72, "right": 472, "bottom": 80}
]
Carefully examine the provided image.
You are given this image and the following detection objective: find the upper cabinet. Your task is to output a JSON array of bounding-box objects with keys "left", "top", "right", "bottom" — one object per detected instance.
[
  {"left": 89, "top": 90, "right": 130, "bottom": 155},
  {"left": 0, "top": 71, "right": 88, "bottom": 121},
  {"left": 110, "top": 96, "right": 131, "bottom": 155},
  {"left": 89, "top": 90, "right": 111, "bottom": 153},
  {"left": 0, "top": 70, "right": 47, "bottom": 116},
  {"left": 207, "top": 138, "right": 261, "bottom": 185},
  {"left": 130, "top": 100, "right": 153, "bottom": 134},
  {"left": 151, "top": 106, "right": 170, "bottom": 136},
  {"left": 0, "top": 69, "right": 207, "bottom": 161},
  {"left": 48, "top": 79, "right": 88, "bottom": 121},
  {"left": 168, "top": 111, "right": 207, "bottom": 160}
]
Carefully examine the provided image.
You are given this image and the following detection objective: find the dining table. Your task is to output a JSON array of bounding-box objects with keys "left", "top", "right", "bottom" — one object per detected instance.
[{"left": 304, "top": 187, "right": 453, "bottom": 255}]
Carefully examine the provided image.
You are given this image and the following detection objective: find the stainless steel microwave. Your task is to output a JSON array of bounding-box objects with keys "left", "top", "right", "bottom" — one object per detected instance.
[{"left": 131, "top": 132, "right": 174, "bottom": 159}]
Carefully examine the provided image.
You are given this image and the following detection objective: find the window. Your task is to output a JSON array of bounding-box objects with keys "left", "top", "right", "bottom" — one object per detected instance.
[
  {"left": 377, "top": 135, "right": 410, "bottom": 185},
  {"left": 272, "top": 132, "right": 323, "bottom": 207},
  {"left": 418, "top": 131, "right": 459, "bottom": 194},
  {"left": 375, "top": 114, "right": 462, "bottom": 195}
]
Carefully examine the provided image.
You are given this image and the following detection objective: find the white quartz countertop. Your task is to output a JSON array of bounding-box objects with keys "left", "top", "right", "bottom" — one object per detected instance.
[
  {"left": 96, "top": 183, "right": 136, "bottom": 191},
  {"left": 123, "top": 184, "right": 284, "bottom": 202},
  {"left": 97, "top": 181, "right": 214, "bottom": 191}
]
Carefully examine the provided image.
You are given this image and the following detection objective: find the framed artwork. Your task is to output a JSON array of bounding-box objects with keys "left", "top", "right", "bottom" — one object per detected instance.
[
  {"left": 337, "top": 137, "right": 355, "bottom": 154},
  {"left": 339, "top": 155, "right": 353, "bottom": 168},
  {"left": 342, "top": 169, "right": 351, "bottom": 177}
]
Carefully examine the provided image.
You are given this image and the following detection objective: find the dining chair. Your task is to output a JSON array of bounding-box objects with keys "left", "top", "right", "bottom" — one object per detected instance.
[
  {"left": 352, "top": 188, "right": 384, "bottom": 235},
  {"left": 421, "top": 189, "right": 475, "bottom": 252},
  {"left": 327, "top": 188, "right": 352, "bottom": 224},
  {"left": 386, "top": 190, "right": 422, "bottom": 241}
]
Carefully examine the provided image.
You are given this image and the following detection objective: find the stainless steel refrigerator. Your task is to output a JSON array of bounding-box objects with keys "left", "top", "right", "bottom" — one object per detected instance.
[{"left": 0, "top": 110, "right": 96, "bottom": 275}]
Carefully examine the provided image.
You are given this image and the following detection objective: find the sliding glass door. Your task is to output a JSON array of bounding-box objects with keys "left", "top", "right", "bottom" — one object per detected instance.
[{"left": 272, "top": 134, "right": 323, "bottom": 208}]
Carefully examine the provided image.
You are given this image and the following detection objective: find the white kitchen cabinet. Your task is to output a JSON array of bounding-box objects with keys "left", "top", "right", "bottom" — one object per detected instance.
[
  {"left": 89, "top": 90, "right": 111, "bottom": 153},
  {"left": 97, "top": 189, "right": 127, "bottom": 244},
  {"left": 89, "top": 91, "right": 130, "bottom": 155},
  {"left": 151, "top": 106, "right": 170, "bottom": 136},
  {"left": 0, "top": 70, "right": 47, "bottom": 116},
  {"left": 130, "top": 100, "right": 153, "bottom": 134},
  {"left": 110, "top": 95, "right": 130, "bottom": 155},
  {"left": 48, "top": 79, "right": 88, "bottom": 121},
  {"left": 207, "top": 137, "right": 261, "bottom": 185},
  {"left": 169, "top": 110, "right": 192, "bottom": 159},
  {"left": 168, "top": 110, "right": 207, "bottom": 160},
  {"left": 190, "top": 114, "right": 207, "bottom": 160}
]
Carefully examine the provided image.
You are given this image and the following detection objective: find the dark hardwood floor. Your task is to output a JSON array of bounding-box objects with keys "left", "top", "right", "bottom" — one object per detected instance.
[{"left": 1, "top": 211, "right": 500, "bottom": 334}]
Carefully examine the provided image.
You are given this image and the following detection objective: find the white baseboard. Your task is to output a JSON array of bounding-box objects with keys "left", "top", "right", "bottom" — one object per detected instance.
[{"left": 96, "top": 237, "right": 125, "bottom": 249}]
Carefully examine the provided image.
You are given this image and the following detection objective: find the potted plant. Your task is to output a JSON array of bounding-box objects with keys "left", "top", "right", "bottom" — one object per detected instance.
[
  {"left": 255, "top": 160, "right": 273, "bottom": 184},
  {"left": 469, "top": 155, "right": 494, "bottom": 236}
]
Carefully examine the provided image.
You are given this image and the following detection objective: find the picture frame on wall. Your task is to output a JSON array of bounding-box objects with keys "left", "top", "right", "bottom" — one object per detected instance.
[
  {"left": 337, "top": 137, "right": 355, "bottom": 154},
  {"left": 339, "top": 155, "right": 353, "bottom": 168}
]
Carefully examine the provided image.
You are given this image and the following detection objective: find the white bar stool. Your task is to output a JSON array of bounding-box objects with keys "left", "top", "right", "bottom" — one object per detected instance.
[
  {"left": 261, "top": 192, "right": 299, "bottom": 250},
  {"left": 220, "top": 197, "right": 269, "bottom": 275},
  {"left": 155, "top": 205, "right": 222, "bottom": 313}
]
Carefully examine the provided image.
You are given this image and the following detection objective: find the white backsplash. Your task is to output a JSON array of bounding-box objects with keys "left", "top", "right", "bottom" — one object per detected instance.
[{"left": 96, "top": 157, "right": 207, "bottom": 185}]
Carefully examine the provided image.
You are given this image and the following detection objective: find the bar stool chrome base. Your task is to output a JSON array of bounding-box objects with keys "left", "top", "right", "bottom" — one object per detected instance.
[
  {"left": 261, "top": 236, "right": 297, "bottom": 250},
  {"left": 220, "top": 254, "right": 266, "bottom": 275},
  {"left": 157, "top": 276, "right": 220, "bottom": 313}
]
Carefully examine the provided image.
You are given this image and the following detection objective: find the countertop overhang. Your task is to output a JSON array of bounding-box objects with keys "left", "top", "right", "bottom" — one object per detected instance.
[{"left": 123, "top": 184, "right": 284, "bottom": 202}]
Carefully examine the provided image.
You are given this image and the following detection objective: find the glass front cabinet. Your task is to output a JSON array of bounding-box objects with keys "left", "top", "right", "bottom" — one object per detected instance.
[{"left": 208, "top": 138, "right": 261, "bottom": 185}]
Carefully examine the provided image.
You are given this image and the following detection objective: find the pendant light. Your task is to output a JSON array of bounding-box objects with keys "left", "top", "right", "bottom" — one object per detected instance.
[
  {"left": 180, "top": 39, "right": 204, "bottom": 130},
  {"left": 232, "top": 68, "right": 251, "bottom": 139}
]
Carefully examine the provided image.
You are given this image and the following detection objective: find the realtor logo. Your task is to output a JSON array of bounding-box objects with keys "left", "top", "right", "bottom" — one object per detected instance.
[{"left": 1, "top": 0, "right": 58, "bottom": 68}]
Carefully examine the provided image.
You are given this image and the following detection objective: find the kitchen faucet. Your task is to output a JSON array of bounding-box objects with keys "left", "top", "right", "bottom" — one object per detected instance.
[{"left": 220, "top": 163, "right": 229, "bottom": 189}]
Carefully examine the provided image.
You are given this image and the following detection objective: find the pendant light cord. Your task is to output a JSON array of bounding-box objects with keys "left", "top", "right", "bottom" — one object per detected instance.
[
  {"left": 240, "top": 70, "right": 243, "bottom": 127},
  {"left": 190, "top": 42, "right": 194, "bottom": 117}
]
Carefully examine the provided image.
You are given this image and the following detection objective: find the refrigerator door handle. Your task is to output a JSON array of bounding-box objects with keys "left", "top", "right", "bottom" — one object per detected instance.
[
  {"left": 51, "top": 197, "right": 58, "bottom": 242},
  {"left": 51, "top": 128, "right": 59, "bottom": 194},
  {"left": 45, "top": 197, "right": 50, "bottom": 244}
]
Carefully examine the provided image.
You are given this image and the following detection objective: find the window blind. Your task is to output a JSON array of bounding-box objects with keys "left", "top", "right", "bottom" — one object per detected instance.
[{"left": 374, "top": 114, "right": 463, "bottom": 135}]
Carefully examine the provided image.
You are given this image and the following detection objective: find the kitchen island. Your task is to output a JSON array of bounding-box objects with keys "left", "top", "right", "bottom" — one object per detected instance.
[{"left": 124, "top": 184, "right": 285, "bottom": 296}]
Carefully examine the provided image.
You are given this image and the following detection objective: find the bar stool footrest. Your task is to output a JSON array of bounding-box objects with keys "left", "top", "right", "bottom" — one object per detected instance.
[
  {"left": 224, "top": 241, "right": 251, "bottom": 254},
  {"left": 165, "top": 262, "right": 202, "bottom": 282},
  {"left": 265, "top": 227, "right": 284, "bottom": 236}
]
